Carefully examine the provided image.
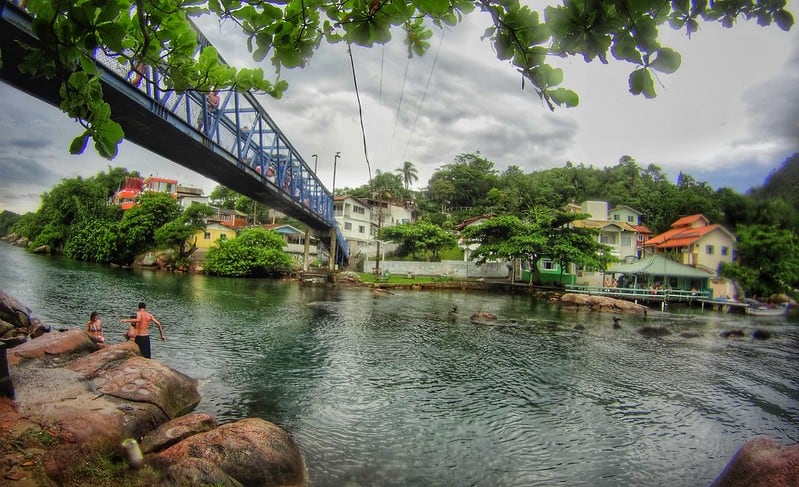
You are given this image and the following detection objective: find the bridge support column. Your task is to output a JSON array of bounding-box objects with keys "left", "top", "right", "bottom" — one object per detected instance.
[
  {"left": 328, "top": 229, "right": 337, "bottom": 273},
  {"left": 303, "top": 229, "right": 310, "bottom": 272}
]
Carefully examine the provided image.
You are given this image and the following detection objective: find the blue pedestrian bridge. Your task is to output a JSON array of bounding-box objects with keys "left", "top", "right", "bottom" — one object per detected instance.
[{"left": 0, "top": 0, "right": 348, "bottom": 266}]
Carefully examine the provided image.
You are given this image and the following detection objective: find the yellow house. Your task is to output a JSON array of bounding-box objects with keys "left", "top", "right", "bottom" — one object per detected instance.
[
  {"left": 644, "top": 214, "right": 736, "bottom": 275},
  {"left": 190, "top": 223, "right": 237, "bottom": 250}
]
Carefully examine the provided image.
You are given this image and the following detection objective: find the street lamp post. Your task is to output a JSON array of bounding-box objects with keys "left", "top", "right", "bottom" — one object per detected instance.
[
  {"left": 332, "top": 152, "right": 341, "bottom": 194},
  {"left": 312, "top": 154, "right": 318, "bottom": 173}
]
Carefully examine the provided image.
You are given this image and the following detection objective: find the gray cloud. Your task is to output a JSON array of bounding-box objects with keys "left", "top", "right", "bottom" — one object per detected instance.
[{"left": 2, "top": 3, "right": 797, "bottom": 213}]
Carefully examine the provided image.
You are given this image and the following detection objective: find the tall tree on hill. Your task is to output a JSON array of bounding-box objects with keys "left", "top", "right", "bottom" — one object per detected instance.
[
  {"left": 427, "top": 153, "right": 499, "bottom": 212},
  {"left": 395, "top": 161, "right": 419, "bottom": 192}
]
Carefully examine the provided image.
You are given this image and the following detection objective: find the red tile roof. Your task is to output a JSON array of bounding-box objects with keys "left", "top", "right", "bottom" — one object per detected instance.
[
  {"left": 645, "top": 223, "right": 720, "bottom": 248},
  {"left": 670, "top": 214, "right": 708, "bottom": 228}
]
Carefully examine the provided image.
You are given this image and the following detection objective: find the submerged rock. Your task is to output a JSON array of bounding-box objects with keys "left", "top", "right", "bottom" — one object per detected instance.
[
  {"left": 470, "top": 310, "right": 497, "bottom": 323},
  {"left": 720, "top": 329, "right": 746, "bottom": 339},
  {"left": 710, "top": 436, "right": 799, "bottom": 487},
  {"left": 751, "top": 329, "right": 772, "bottom": 340},
  {"left": 636, "top": 326, "right": 671, "bottom": 337}
]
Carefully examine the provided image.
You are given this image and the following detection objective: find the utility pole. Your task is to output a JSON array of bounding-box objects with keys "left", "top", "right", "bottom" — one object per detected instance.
[
  {"left": 332, "top": 152, "right": 340, "bottom": 195},
  {"left": 375, "top": 211, "right": 383, "bottom": 276}
]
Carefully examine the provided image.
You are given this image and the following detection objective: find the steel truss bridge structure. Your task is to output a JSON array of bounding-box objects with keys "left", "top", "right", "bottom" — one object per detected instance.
[{"left": 0, "top": 0, "right": 348, "bottom": 267}]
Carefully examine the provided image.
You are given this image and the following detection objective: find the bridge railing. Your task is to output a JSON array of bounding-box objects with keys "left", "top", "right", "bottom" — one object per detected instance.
[{"left": 4, "top": 0, "right": 350, "bottom": 264}]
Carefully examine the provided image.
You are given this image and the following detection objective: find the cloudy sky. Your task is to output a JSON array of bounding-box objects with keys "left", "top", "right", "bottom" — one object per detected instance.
[{"left": 1, "top": 1, "right": 797, "bottom": 214}]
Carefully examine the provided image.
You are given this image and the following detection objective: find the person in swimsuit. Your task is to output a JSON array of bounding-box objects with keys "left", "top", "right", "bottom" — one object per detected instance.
[
  {"left": 85, "top": 311, "right": 105, "bottom": 344},
  {"left": 121, "top": 302, "right": 165, "bottom": 358},
  {"left": 120, "top": 314, "right": 138, "bottom": 341}
]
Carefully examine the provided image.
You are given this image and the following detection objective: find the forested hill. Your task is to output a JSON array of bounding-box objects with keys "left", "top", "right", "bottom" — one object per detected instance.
[{"left": 750, "top": 153, "right": 799, "bottom": 208}]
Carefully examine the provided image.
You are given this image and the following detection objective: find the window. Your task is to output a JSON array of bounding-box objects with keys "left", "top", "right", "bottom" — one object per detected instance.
[
  {"left": 721, "top": 246, "right": 728, "bottom": 256},
  {"left": 541, "top": 259, "right": 555, "bottom": 270},
  {"left": 345, "top": 222, "right": 352, "bottom": 230},
  {"left": 204, "top": 232, "right": 211, "bottom": 240},
  {"left": 613, "top": 214, "right": 619, "bottom": 221},
  {"left": 354, "top": 206, "right": 366, "bottom": 215},
  {"left": 705, "top": 244, "right": 714, "bottom": 255},
  {"left": 600, "top": 235, "right": 610, "bottom": 244},
  {"left": 359, "top": 225, "right": 366, "bottom": 234},
  {"left": 621, "top": 236, "right": 632, "bottom": 247},
  {"left": 219, "top": 234, "right": 227, "bottom": 241},
  {"left": 627, "top": 215, "right": 634, "bottom": 223}
]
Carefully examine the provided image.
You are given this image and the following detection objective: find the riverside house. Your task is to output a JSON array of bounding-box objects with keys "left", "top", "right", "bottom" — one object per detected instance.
[{"left": 643, "top": 214, "right": 736, "bottom": 275}]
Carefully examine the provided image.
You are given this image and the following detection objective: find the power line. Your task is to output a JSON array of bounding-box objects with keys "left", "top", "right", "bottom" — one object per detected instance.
[
  {"left": 392, "top": 55, "right": 411, "bottom": 139},
  {"left": 402, "top": 29, "right": 446, "bottom": 160},
  {"left": 347, "top": 44, "right": 373, "bottom": 185}
]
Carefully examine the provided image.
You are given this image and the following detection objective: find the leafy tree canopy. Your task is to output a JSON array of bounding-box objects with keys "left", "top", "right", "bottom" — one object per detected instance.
[
  {"left": 7, "top": 0, "right": 793, "bottom": 157},
  {"left": 460, "top": 207, "right": 612, "bottom": 284},
  {"left": 379, "top": 221, "right": 457, "bottom": 259},
  {"left": 204, "top": 227, "right": 294, "bottom": 277},
  {"left": 154, "top": 202, "right": 215, "bottom": 262},
  {"left": 720, "top": 224, "right": 799, "bottom": 297}
]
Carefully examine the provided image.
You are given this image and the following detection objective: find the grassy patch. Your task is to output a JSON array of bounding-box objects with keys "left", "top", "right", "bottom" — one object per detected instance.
[
  {"left": 61, "top": 452, "right": 162, "bottom": 487},
  {"left": 13, "top": 427, "right": 60, "bottom": 450},
  {"left": 358, "top": 272, "right": 467, "bottom": 285}
]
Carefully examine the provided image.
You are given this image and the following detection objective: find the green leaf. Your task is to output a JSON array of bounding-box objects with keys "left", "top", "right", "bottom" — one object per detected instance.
[
  {"left": 629, "top": 68, "right": 656, "bottom": 98},
  {"left": 774, "top": 9, "right": 794, "bottom": 31},
  {"left": 548, "top": 88, "right": 579, "bottom": 107},
  {"left": 69, "top": 133, "right": 90, "bottom": 154},
  {"left": 649, "top": 47, "right": 680, "bottom": 74},
  {"left": 96, "top": 2, "right": 120, "bottom": 24},
  {"left": 97, "top": 22, "right": 126, "bottom": 52},
  {"left": 417, "top": 0, "right": 451, "bottom": 17}
]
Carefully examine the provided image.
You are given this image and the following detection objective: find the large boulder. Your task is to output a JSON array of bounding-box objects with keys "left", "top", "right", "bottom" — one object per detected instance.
[
  {"left": 10, "top": 339, "right": 203, "bottom": 483},
  {"left": 153, "top": 418, "right": 307, "bottom": 487},
  {"left": 141, "top": 413, "right": 218, "bottom": 454},
  {"left": 88, "top": 355, "right": 201, "bottom": 419},
  {"left": 710, "top": 437, "right": 799, "bottom": 487},
  {"left": 7, "top": 329, "right": 96, "bottom": 366},
  {"left": 559, "top": 293, "right": 648, "bottom": 314},
  {"left": 0, "top": 290, "right": 32, "bottom": 329}
]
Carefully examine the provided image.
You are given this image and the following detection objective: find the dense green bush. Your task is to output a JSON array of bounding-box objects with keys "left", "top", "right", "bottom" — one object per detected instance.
[{"left": 204, "top": 228, "right": 294, "bottom": 277}]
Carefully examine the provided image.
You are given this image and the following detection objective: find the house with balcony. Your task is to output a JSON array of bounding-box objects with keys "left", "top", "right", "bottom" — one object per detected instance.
[
  {"left": 208, "top": 207, "right": 248, "bottom": 230},
  {"left": 643, "top": 214, "right": 736, "bottom": 275},
  {"left": 333, "top": 196, "right": 416, "bottom": 258},
  {"left": 571, "top": 201, "right": 641, "bottom": 262},
  {"left": 112, "top": 176, "right": 178, "bottom": 210},
  {"left": 177, "top": 185, "right": 209, "bottom": 209},
  {"left": 565, "top": 201, "right": 652, "bottom": 286}
]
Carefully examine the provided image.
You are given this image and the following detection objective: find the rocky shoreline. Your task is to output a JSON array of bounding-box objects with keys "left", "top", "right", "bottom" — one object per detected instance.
[
  {"left": 2, "top": 288, "right": 798, "bottom": 486},
  {"left": 0, "top": 291, "right": 306, "bottom": 486}
]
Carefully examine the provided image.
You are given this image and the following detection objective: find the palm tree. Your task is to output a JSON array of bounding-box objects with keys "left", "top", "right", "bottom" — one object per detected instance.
[{"left": 395, "top": 160, "right": 419, "bottom": 191}]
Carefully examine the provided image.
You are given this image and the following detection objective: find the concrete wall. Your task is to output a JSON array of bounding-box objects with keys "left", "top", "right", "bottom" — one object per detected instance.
[{"left": 366, "top": 260, "right": 511, "bottom": 278}]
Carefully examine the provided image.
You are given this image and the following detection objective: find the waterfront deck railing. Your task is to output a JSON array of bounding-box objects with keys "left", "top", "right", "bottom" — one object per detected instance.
[{"left": 564, "top": 285, "right": 712, "bottom": 303}]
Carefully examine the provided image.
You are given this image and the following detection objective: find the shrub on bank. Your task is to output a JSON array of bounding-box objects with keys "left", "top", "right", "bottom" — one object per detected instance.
[{"left": 204, "top": 228, "right": 294, "bottom": 277}]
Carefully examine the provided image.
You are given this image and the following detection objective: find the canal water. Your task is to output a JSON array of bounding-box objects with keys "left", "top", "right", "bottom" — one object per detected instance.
[{"left": 1, "top": 243, "right": 797, "bottom": 486}]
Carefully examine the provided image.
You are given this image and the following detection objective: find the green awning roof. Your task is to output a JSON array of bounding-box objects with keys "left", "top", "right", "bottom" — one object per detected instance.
[{"left": 608, "top": 255, "right": 711, "bottom": 278}]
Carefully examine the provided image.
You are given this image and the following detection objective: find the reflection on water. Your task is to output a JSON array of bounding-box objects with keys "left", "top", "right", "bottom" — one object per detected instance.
[{"left": 1, "top": 243, "right": 797, "bottom": 486}]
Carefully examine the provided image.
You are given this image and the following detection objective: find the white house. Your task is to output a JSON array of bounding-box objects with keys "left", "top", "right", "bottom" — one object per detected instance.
[{"left": 333, "top": 195, "right": 417, "bottom": 264}]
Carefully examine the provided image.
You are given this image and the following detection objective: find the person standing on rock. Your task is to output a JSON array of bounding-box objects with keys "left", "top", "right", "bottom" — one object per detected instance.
[{"left": 123, "top": 302, "right": 165, "bottom": 359}]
